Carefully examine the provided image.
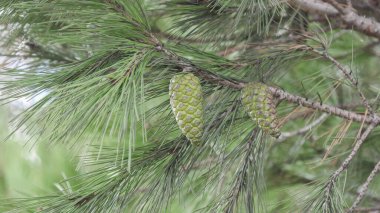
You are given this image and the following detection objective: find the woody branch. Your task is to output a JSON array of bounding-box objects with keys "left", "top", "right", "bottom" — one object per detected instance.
[{"left": 290, "top": 0, "right": 380, "bottom": 39}]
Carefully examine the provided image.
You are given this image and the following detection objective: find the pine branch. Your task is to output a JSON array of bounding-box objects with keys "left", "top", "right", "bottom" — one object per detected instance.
[
  {"left": 348, "top": 159, "right": 380, "bottom": 212},
  {"left": 164, "top": 0, "right": 284, "bottom": 41},
  {"left": 280, "top": 100, "right": 375, "bottom": 123},
  {"left": 103, "top": 0, "right": 144, "bottom": 29},
  {"left": 223, "top": 129, "right": 259, "bottom": 212},
  {"left": 305, "top": 46, "right": 376, "bottom": 116},
  {"left": 217, "top": 35, "right": 304, "bottom": 57},
  {"left": 86, "top": 0, "right": 380, "bottom": 126},
  {"left": 277, "top": 113, "right": 328, "bottom": 142},
  {"left": 152, "top": 42, "right": 380, "bottom": 125},
  {"left": 270, "top": 87, "right": 380, "bottom": 125},
  {"left": 322, "top": 124, "right": 376, "bottom": 210},
  {"left": 163, "top": 39, "right": 379, "bottom": 125},
  {"left": 204, "top": 128, "right": 266, "bottom": 212},
  {"left": 353, "top": 206, "right": 380, "bottom": 212},
  {"left": 290, "top": 0, "right": 380, "bottom": 39},
  {"left": 289, "top": 0, "right": 339, "bottom": 16}
]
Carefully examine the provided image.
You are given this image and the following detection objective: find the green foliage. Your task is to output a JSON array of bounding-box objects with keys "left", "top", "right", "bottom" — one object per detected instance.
[
  {"left": 166, "top": 0, "right": 285, "bottom": 41},
  {"left": 0, "top": 0, "right": 380, "bottom": 212}
]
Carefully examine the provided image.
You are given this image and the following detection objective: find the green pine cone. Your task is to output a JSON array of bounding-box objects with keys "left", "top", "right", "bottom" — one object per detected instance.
[
  {"left": 241, "top": 82, "right": 281, "bottom": 138},
  {"left": 169, "top": 73, "right": 204, "bottom": 145}
]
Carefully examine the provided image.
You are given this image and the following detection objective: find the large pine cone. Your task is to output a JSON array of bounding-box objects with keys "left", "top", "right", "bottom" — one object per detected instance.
[
  {"left": 169, "top": 73, "right": 204, "bottom": 145},
  {"left": 241, "top": 83, "right": 281, "bottom": 138}
]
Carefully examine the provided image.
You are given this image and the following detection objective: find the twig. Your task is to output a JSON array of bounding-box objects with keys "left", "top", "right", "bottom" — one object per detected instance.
[
  {"left": 353, "top": 206, "right": 380, "bottom": 212},
  {"left": 348, "top": 160, "right": 380, "bottom": 212},
  {"left": 306, "top": 46, "right": 375, "bottom": 116},
  {"left": 217, "top": 35, "right": 303, "bottom": 57},
  {"left": 269, "top": 87, "right": 379, "bottom": 125},
  {"left": 277, "top": 113, "right": 328, "bottom": 142},
  {"left": 324, "top": 124, "right": 376, "bottom": 206},
  {"left": 280, "top": 101, "right": 374, "bottom": 123},
  {"left": 289, "top": 0, "right": 339, "bottom": 16},
  {"left": 290, "top": 0, "right": 380, "bottom": 39},
  {"left": 333, "top": 1, "right": 380, "bottom": 38}
]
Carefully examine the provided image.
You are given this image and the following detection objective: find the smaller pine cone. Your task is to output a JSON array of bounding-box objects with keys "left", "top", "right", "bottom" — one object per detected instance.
[
  {"left": 169, "top": 73, "right": 204, "bottom": 145},
  {"left": 241, "top": 83, "right": 281, "bottom": 138}
]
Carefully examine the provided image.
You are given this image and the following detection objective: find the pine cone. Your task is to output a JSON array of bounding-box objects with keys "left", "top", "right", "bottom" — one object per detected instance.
[
  {"left": 241, "top": 82, "right": 281, "bottom": 138},
  {"left": 169, "top": 73, "right": 204, "bottom": 145}
]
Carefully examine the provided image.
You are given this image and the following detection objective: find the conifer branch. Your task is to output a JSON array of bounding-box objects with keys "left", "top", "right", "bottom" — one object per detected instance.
[
  {"left": 223, "top": 128, "right": 259, "bottom": 212},
  {"left": 269, "top": 87, "right": 379, "bottom": 125},
  {"left": 353, "top": 206, "right": 380, "bottom": 212},
  {"left": 103, "top": 0, "right": 141, "bottom": 28},
  {"left": 277, "top": 113, "right": 328, "bottom": 142},
  {"left": 289, "top": 0, "right": 339, "bottom": 16},
  {"left": 323, "top": 124, "right": 376, "bottom": 208},
  {"left": 305, "top": 46, "right": 375, "bottom": 116},
  {"left": 290, "top": 0, "right": 380, "bottom": 39},
  {"left": 101, "top": 0, "right": 380, "bottom": 126},
  {"left": 153, "top": 43, "right": 380, "bottom": 126},
  {"left": 349, "top": 159, "right": 380, "bottom": 212}
]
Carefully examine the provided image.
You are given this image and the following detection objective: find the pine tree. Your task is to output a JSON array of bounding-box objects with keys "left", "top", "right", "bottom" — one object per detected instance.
[{"left": 1, "top": 0, "right": 380, "bottom": 212}]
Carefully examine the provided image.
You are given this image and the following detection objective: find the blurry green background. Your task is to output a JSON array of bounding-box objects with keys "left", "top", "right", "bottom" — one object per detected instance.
[{"left": 0, "top": 106, "right": 79, "bottom": 199}]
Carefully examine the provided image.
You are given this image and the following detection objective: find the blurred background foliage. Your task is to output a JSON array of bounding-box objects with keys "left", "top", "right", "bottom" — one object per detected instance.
[{"left": 0, "top": 106, "right": 79, "bottom": 203}]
